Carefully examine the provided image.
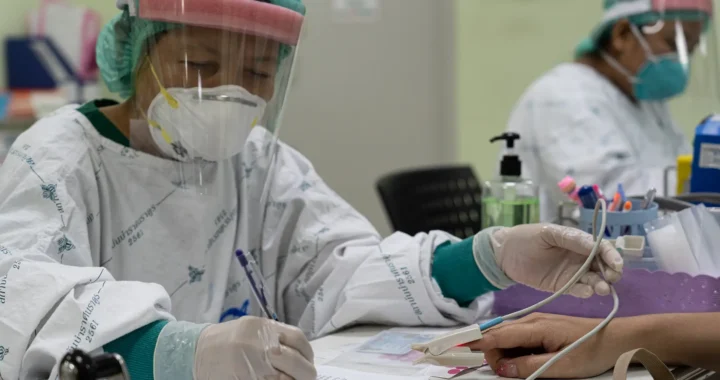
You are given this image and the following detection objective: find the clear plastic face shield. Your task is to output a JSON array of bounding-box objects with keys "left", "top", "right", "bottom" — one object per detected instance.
[
  {"left": 667, "top": 1, "right": 720, "bottom": 117},
  {"left": 636, "top": 0, "right": 718, "bottom": 105},
  {"left": 126, "top": 0, "right": 303, "bottom": 194},
  {"left": 598, "top": 1, "right": 716, "bottom": 102}
]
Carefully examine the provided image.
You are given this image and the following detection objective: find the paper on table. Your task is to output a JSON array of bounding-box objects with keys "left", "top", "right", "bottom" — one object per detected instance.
[
  {"left": 443, "top": 367, "right": 506, "bottom": 380},
  {"left": 326, "top": 345, "right": 427, "bottom": 376},
  {"left": 356, "top": 330, "right": 438, "bottom": 355},
  {"left": 443, "top": 366, "right": 662, "bottom": 380},
  {"left": 323, "top": 328, "right": 486, "bottom": 378},
  {"left": 422, "top": 364, "right": 487, "bottom": 380},
  {"left": 317, "top": 365, "right": 425, "bottom": 380},
  {"left": 325, "top": 329, "right": 440, "bottom": 376},
  {"left": 314, "top": 342, "right": 358, "bottom": 365}
]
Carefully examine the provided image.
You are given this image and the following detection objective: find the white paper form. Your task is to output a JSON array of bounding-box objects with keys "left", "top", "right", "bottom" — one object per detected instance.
[
  {"left": 317, "top": 365, "right": 425, "bottom": 380},
  {"left": 322, "top": 328, "right": 485, "bottom": 378}
]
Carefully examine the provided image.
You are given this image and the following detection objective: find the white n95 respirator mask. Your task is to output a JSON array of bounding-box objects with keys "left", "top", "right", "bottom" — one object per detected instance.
[{"left": 146, "top": 85, "right": 267, "bottom": 162}]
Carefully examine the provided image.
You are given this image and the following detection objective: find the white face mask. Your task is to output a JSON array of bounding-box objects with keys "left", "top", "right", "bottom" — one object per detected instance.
[{"left": 147, "top": 85, "right": 267, "bottom": 162}]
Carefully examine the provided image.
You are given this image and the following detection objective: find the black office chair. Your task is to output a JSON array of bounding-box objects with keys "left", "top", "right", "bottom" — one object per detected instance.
[{"left": 376, "top": 166, "right": 483, "bottom": 239}]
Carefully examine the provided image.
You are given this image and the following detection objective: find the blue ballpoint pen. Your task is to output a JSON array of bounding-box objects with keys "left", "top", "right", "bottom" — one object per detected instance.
[
  {"left": 617, "top": 183, "right": 627, "bottom": 204},
  {"left": 236, "top": 249, "right": 279, "bottom": 321}
]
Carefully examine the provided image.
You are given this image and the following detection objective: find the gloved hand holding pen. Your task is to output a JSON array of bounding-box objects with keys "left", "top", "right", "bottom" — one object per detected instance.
[
  {"left": 433, "top": 224, "right": 624, "bottom": 304},
  {"left": 151, "top": 317, "right": 316, "bottom": 380}
]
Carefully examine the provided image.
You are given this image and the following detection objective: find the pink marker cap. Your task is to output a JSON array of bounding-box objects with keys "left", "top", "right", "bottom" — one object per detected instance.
[{"left": 557, "top": 176, "right": 576, "bottom": 193}]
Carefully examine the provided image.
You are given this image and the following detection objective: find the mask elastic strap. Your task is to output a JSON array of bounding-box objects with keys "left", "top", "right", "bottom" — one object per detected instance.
[
  {"left": 634, "top": 21, "right": 686, "bottom": 65},
  {"left": 144, "top": 56, "right": 176, "bottom": 145},
  {"left": 599, "top": 24, "right": 651, "bottom": 84},
  {"left": 631, "top": 23, "right": 661, "bottom": 63},
  {"left": 600, "top": 50, "right": 639, "bottom": 84},
  {"left": 147, "top": 56, "right": 179, "bottom": 109},
  {"left": 602, "top": 21, "right": 687, "bottom": 83},
  {"left": 137, "top": 105, "right": 173, "bottom": 144}
]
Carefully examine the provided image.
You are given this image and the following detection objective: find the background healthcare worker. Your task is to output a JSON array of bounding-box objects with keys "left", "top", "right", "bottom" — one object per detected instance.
[
  {"left": 0, "top": 1, "right": 623, "bottom": 379},
  {"left": 469, "top": 312, "right": 720, "bottom": 378},
  {"left": 505, "top": 0, "right": 714, "bottom": 222}
]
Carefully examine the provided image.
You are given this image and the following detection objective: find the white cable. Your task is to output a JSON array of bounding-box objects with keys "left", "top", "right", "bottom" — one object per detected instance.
[
  {"left": 527, "top": 287, "right": 619, "bottom": 380},
  {"left": 526, "top": 198, "right": 619, "bottom": 380},
  {"left": 478, "top": 199, "right": 619, "bottom": 380}
]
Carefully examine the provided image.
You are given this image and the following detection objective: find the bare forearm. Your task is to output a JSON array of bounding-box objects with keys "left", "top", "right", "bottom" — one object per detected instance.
[{"left": 617, "top": 313, "right": 720, "bottom": 371}]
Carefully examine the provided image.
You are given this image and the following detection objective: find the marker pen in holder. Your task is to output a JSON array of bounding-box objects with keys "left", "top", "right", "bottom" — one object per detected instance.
[
  {"left": 577, "top": 186, "right": 599, "bottom": 209},
  {"left": 579, "top": 186, "right": 611, "bottom": 236},
  {"left": 609, "top": 193, "right": 621, "bottom": 212},
  {"left": 617, "top": 183, "right": 627, "bottom": 203},
  {"left": 592, "top": 184, "right": 606, "bottom": 201}
]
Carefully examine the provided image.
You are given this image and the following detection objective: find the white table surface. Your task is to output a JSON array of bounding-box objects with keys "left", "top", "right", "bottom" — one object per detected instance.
[{"left": 310, "top": 326, "right": 658, "bottom": 380}]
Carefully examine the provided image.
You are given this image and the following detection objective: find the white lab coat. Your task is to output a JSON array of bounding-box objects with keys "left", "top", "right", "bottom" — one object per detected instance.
[
  {"left": 0, "top": 106, "right": 493, "bottom": 380},
  {"left": 506, "top": 63, "right": 691, "bottom": 222}
]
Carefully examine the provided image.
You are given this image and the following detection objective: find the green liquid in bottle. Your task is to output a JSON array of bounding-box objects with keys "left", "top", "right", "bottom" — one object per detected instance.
[{"left": 481, "top": 196, "right": 540, "bottom": 228}]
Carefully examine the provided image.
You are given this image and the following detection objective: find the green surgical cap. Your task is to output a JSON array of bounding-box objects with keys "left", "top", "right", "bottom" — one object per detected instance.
[
  {"left": 97, "top": 0, "right": 306, "bottom": 98},
  {"left": 574, "top": 0, "right": 712, "bottom": 58}
]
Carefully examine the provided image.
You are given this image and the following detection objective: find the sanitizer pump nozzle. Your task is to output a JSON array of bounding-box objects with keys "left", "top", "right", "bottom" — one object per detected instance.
[{"left": 490, "top": 132, "right": 522, "bottom": 177}]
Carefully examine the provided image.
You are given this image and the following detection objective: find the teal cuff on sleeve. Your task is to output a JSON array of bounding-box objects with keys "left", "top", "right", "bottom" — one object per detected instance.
[
  {"left": 432, "top": 237, "right": 500, "bottom": 307},
  {"left": 103, "top": 320, "right": 169, "bottom": 380}
]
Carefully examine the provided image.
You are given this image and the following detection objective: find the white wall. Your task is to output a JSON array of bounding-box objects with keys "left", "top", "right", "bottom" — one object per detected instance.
[{"left": 281, "top": 0, "right": 457, "bottom": 235}]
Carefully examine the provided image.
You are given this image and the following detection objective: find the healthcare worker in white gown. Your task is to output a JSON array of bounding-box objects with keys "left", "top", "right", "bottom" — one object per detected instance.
[
  {"left": 506, "top": 0, "right": 713, "bottom": 222},
  {"left": 0, "top": 1, "right": 624, "bottom": 379}
]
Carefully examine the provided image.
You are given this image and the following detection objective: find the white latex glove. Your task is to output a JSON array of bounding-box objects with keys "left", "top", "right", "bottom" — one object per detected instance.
[
  {"left": 474, "top": 224, "right": 623, "bottom": 298},
  {"left": 194, "top": 316, "right": 316, "bottom": 380}
]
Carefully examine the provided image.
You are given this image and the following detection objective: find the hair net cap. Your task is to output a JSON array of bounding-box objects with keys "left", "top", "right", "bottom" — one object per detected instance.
[
  {"left": 96, "top": 14, "right": 174, "bottom": 98},
  {"left": 574, "top": 0, "right": 713, "bottom": 57},
  {"left": 97, "top": 0, "right": 306, "bottom": 98}
]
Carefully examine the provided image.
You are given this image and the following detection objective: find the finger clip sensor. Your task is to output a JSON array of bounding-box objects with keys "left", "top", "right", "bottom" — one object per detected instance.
[{"left": 411, "top": 325, "right": 485, "bottom": 367}]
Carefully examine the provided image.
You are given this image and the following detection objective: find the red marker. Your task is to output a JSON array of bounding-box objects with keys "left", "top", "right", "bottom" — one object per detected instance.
[{"left": 592, "top": 184, "right": 606, "bottom": 201}]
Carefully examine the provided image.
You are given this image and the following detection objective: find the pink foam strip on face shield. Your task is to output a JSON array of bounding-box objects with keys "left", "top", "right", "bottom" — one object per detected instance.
[
  {"left": 138, "top": 0, "right": 304, "bottom": 45},
  {"left": 652, "top": 0, "right": 713, "bottom": 14}
]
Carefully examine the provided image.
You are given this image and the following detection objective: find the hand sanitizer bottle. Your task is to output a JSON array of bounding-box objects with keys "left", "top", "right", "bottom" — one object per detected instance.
[{"left": 482, "top": 132, "right": 540, "bottom": 228}]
